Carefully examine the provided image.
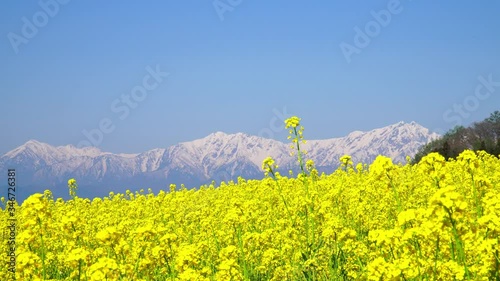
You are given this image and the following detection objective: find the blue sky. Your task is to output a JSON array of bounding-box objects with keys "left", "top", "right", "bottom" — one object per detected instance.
[{"left": 1, "top": 0, "right": 499, "bottom": 155}]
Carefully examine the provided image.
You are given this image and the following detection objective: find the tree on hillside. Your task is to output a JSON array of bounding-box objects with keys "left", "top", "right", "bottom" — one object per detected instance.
[
  {"left": 441, "top": 140, "right": 450, "bottom": 159},
  {"left": 486, "top": 110, "right": 500, "bottom": 123},
  {"left": 486, "top": 110, "right": 500, "bottom": 139},
  {"left": 412, "top": 110, "right": 500, "bottom": 163},
  {"left": 495, "top": 138, "right": 500, "bottom": 156}
]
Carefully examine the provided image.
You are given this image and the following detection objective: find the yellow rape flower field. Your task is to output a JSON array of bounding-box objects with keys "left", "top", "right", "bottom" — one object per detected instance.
[{"left": 2, "top": 117, "right": 500, "bottom": 280}]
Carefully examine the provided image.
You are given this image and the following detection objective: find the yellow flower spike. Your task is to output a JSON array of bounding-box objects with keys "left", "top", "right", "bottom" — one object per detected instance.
[
  {"left": 284, "top": 116, "right": 301, "bottom": 129},
  {"left": 67, "top": 178, "right": 78, "bottom": 198},
  {"left": 340, "top": 155, "right": 354, "bottom": 171},
  {"left": 68, "top": 178, "right": 76, "bottom": 186},
  {"left": 356, "top": 163, "right": 363, "bottom": 172},
  {"left": 262, "top": 156, "right": 279, "bottom": 178},
  {"left": 305, "top": 159, "right": 316, "bottom": 173}
]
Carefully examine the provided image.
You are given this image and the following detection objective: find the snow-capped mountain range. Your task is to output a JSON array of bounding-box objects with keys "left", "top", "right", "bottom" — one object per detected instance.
[{"left": 0, "top": 121, "right": 439, "bottom": 201}]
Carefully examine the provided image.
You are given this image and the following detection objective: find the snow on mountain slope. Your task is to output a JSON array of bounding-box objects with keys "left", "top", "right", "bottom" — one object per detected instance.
[
  {"left": 305, "top": 121, "right": 439, "bottom": 166},
  {"left": 163, "top": 132, "right": 292, "bottom": 178},
  {"left": 0, "top": 121, "right": 439, "bottom": 200}
]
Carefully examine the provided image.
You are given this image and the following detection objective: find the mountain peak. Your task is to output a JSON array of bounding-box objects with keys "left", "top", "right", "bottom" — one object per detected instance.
[
  {"left": 397, "top": 121, "right": 421, "bottom": 127},
  {"left": 387, "top": 121, "right": 428, "bottom": 131},
  {"left": 24, "top": 139, "right": 48, "bottom": 147},
  {"left": 207, "top": 131, "right": 228, "bottom": 138},
  {"left": 7, "top": 139, "right": 51, "bottom": 155},
  {"left": 204, "top": 131, "right": 254, "bottom": 141}
]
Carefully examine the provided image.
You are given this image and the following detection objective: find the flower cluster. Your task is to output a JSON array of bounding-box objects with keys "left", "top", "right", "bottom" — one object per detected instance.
[
  {"left": 262, "top": 156, "right": 278, "bottom": 178},
  {"left": 68, "top": 178, "right": 77, "bottom": 199}
]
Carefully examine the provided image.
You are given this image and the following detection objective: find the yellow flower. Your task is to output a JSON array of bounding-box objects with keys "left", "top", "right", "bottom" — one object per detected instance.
[
  {"left": 306, "top": 159, "right": 315, "bottom": 172},
  {"left": 262, "top": 156, "right": 278, "bottom": 177},
  {"left": 284, "top": 116, "right": 301, "bottom": 129},
  {"left": 340, "top": 155, "right": 353, "bottom": 168},
  {"left": 68, "top": 178, "right": 76, "bottom": 186},
  {"left": 68, "top": 178, "right": 78, "bottom": 197}
]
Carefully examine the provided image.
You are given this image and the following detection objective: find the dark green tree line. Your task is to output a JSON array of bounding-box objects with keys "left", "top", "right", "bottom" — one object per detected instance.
[{"left": 412, "top": 110, "right": 500, "bottom": 163}]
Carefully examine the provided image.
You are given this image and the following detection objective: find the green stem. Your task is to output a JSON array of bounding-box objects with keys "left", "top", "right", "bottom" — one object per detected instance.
[
  {"left": 444, "top": 206, "right": 470, "bottom": 278},
  {"left": 293, "top": 127, "right": 306, "bottom": 175},
  {"left": 268, "top": 167, "right": 297, "bottom": 227},
  {"left": 37, "top": 218, "right": 47, "bottom": 280},
  {"left": 388, "top": 174, "right": 402, "bottom": 213}
]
